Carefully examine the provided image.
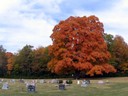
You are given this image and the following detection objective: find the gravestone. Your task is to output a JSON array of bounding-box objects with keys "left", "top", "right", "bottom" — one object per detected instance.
[
  {"left": 40, "top": 80, "right": 45, "bottom": 83},
  {"left": 77, "top": 80, "right": 80, "bottom": 85},
  {"left": 106, "top": 80, "right": 109, "bottom": 83},
  {"left": 19, "top": 79, "right": 24, "bottom": 83},
  {"left": 0, "top": 79, "right": 2, "bottom": 83},
  {"left": 25, "top": 81, "right": 35, "bottom": 87},
  {"left": 81, "top": 80, "right": 90, "bottom": 87},
  {"left": 2, "top": 82, "right": 9, "bottom": 90},
  {"left": 33, "top": 80, "right": 38, "bottom": 83},
  {"left": 98, "top": 80, "right": 104, "bottom": 84},
  {"left": 27, "top": 85, "right": 36, "bottom": 92},
  {"left": 25, "top": 82, "right": 29, "bottom": 87},
  {"left": 1, "top": 79, "right": 4, "bottom": 82},
  {"left": 59, "top": 84, "right": 65, "bottom": 90},
  {"left": 11, "top": 79, "right": 15, "bottom": 83},
  {"left": 51, "top": 79, "right": 58, "bottom": 84}
]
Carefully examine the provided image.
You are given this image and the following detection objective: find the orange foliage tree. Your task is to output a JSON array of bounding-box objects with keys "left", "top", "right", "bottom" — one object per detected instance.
[
  {"left": 5, "top": 52, "right": 14, "bottom": 75},
  {"left": 48, "top": 15, "right": 116, "bottom": 76}
]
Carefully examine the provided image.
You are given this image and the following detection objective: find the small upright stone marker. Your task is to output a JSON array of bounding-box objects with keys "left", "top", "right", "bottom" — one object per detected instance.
[
  {"left": 81, "top": 80, "right": 90, "bottom": 87},
  {"left": 77, "top": 80, "right": 80, "bottom": 85},
  {"left": 19, "top": 79, "right": 24, "bottom": 83},
  {"left": 98, "top": 80, "right": 104, "bottom": 84},
  {"left": 10, "top": 79, "right": 15, "bottom": 83},
  {"left": 0, "top": 79, "right": 2, "bottom": 83},
  {"left": 51, "top": 79, "right": 58, "bottom": 84},
  {"left": 59, "top": 84, "right": 65, "bottom": 90},
  {"left": 2, "top": 82, "right": 9, "bottom": 90},
  {"left": 27, "top": 85, "right": 36, "bottom": 92},
  {"left": 40, "top": 80, "right": 45, "bottom": 83}
]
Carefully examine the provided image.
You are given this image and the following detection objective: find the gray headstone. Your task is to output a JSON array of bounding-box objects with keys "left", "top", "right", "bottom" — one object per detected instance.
[
  {"left": 59, "top": 84, "right": 65, "bottom": 90},
  {"left": 27, "top": 85, "right": 36, "bottom": 92},
  {"left": 0, "top": 79, "right": 2, "bottom": 83},
  {"left": 10, "top": 79, "right": 15, "bottom": 83},
  {"left": 19, "top": 79, "right": 24, "bottom": 83},
  {"left": 40, "top": 80, "right": 45, "bottom": 83},
  {"left": 81, "top": 80, "right": 90, "bottom": 87},
  {"left": 2, "top": 82, "right": 9, "bottom": 90}
]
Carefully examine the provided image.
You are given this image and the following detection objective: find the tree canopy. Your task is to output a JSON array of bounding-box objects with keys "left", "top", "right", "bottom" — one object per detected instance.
[
  {"left": 13, "top": 45, "right": 34, "bottom": 76},
  {"left": 32, "top": 46, "right": 51, "bottom": 76},
  {"left": 0, "top": 45, "right": 7, "bottom": 76},
  {"left": 48, "top": 15, "right": 116, "bottom": 76}
]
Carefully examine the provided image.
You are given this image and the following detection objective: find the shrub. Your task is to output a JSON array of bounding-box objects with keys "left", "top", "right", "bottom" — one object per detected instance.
[
  {"left": 58, "top": 80, "right": 63, "bottom": 84},
  {"left": 66, "top": 80, "right": 72, "bottom": 84}
]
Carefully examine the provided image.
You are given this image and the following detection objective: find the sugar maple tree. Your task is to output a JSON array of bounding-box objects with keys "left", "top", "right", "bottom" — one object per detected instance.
[{"left": 48, "top": 15, "right": 116, "bottom": 76}]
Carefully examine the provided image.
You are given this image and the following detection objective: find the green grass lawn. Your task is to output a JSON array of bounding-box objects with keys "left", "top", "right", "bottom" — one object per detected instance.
[{"left": 0, "top": 77, "right": 128, "bottom": 96}]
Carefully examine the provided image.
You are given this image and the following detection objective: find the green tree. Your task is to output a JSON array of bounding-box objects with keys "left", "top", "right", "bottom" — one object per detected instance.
[
  {"left": 112, "top": 35, "right": 128, "bottom": 72},
  {"left": 103, "top": 33, "right": 117, "bottom": 66},
  {"left": 104, "top": 33, "right": 114, "bottom": 53},
  {"left": 13, "top": 45, "right": 34, "bottom": 76},
  {"left": 0, "top": 45, "right": 7, "bottom": 76},
  {"left": 32, "top": 46, "right": 51, "bottom": 76}
]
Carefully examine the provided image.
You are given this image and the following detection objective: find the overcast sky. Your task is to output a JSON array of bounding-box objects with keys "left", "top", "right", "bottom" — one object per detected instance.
[{"left": 0, "top": 0, "right": 128, "bottom": 53}]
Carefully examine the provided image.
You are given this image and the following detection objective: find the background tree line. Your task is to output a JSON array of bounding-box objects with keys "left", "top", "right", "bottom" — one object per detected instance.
[
  {"left": 0, "top": 16, "right": 128, "bottom": 78},
  {"left": 0, "top": 33, "right": 128, "bottom": 78}
]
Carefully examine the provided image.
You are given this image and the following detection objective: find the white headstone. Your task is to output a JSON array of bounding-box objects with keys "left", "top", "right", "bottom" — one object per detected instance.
[
  {"left": 98, "top": 80, "right": 104, "bottom": 84},
  {"left": 51, "top": 79, "right": 58, "bottom": 84},
  {"left": 77, "top": 80, "right": 80, "bottom": 85}
]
